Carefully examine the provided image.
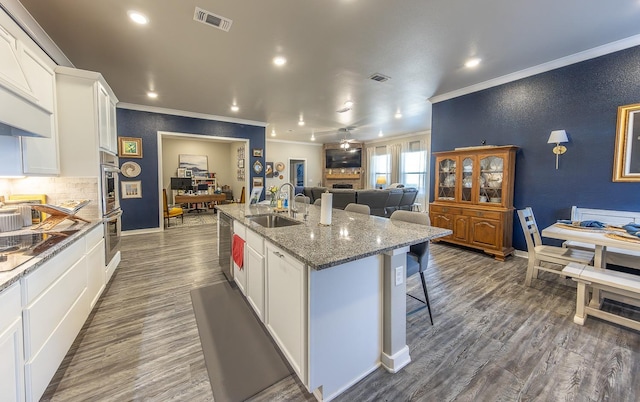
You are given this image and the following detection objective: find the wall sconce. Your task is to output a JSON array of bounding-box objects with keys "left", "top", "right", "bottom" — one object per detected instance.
[
  {"left": 376, "top": 175, "right": 387, "bottom": 189},
  {"left": 547, "top": 129, "right": 568, "bottom": 169}
]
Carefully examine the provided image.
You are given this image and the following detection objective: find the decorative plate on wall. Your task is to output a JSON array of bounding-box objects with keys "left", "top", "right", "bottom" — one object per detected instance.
[
  {"left": 253, "top": 160, "right": 263, "bottom": 174},
  {"left": 275, "top": 162, "right": 285, "bottom": 172},
  {"left": 121, "top": 161, "right": 141, "bottom": 178}
]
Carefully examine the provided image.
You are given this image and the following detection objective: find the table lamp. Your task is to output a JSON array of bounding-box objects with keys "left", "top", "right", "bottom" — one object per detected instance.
[{"left": 376, "top": 176, "right": 387, "bottom": 189}]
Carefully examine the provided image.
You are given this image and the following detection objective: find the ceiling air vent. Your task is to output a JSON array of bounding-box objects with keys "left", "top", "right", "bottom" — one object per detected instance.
[
  {"left": 194, "top": 7, "right": 233, "bottom": 32},
  {"left": 369, "top": 73, "right": 390, "bottom": 82}
]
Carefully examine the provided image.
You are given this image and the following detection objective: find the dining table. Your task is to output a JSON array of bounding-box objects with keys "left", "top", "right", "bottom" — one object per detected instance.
[{"left": 541, "top": 222, "right": 640, "bottom": 306}]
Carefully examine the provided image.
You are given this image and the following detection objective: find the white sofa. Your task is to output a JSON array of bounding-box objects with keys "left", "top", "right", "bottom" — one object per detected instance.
[{"left": 564, "top": 206, "right": 640, "bottom": 269}]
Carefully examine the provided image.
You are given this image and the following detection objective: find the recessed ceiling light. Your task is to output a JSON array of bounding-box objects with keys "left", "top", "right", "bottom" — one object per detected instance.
[
  {"left": 378, "top": 130, "right": 383, "bottom": 137},
  {"left": 465, "top": 58, "right": 481, "bottom": 68},
  {"left": 128, "top": 10, "right": 149, "bottom": 25},
  {"left": 230, "top": 105, "right": 239, "bottom": 112},
  {"left": 298, "top": 120, "right": 305, "bottom": 126},
  {"left": 394, "top": 112, "right": 402, "bottom": 119},
  {"left": 273, "top": 56, "right": 287, "bottom": 66},
  {"left": 147, "top": 91, "right": 158, "bottom": 98}
]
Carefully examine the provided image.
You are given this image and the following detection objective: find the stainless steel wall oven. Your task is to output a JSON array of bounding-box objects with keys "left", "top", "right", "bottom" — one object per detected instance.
[{"left": 101, "top": 152, "right": 122, "bottom": 264}]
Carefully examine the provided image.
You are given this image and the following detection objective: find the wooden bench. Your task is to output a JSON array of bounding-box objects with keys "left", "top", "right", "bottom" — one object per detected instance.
[
  {"left": 564, "top": 206, "right": 640, "bottom": 269},
  {"left": 563, "top": 262, "right": 640, "bottom": 331}
]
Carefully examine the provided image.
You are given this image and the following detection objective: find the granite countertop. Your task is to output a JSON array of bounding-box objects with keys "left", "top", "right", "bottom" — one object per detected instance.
[
  {"left": 0, "top": 219, "right": 103, "bottom": 292},
  {"left": 216, "top": 203, "right": 451, "bottom": 270}
]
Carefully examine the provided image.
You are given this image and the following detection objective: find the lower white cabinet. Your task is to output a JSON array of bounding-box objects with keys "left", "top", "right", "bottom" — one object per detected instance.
[
  {"left": 17, "top": 225, "right": 106, "bottom": 402},
  {"left": 0, "top": 282, "right": 25, "bottom": 402},
  {"left": 245, "top": 230, "right": 265, "bottom": 321},
  {"left": 85, "top": 226, "right": 106, "bottom": 309},
  {"left": 265, "top": 242, "right": 307, "bottom": 380}
]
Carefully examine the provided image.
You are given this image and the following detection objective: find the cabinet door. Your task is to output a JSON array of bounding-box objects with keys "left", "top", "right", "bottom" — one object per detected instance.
[
  {"left": 265, "top": 243, "right": 306, "bottom": 378},
  {"left": 246, "top": 245, "right": 265, "bottom": 321},
  {"left": 452, "top": 215, "right": 469, "bottom": 242},
  {"left": 108, "top": 98, "right": 117, "bottom": 153},
  {"left": 460, "top": 156, "right": 475, "bottom": 203},
  {"left": 470, "top": 217, "right": 502, "bottom": 250},
  {"left": 436, "top": 157, "right": 457, "bottom": 201},
  {"left": 478, "top": 154, "right": 505, "bottom": 206},
  {"left": 97, "top": 82, "right": 111, "bottom": 152},
  {"left": 87, "top": 238, "right": 106, "bottom": 309},
  {"left": 21, "top": 115, "right": 59, "bottom": 175},
  {"left": 0, "top": 283, "right": 24, "bottom": 402},
  {"left": 431, "top": 211, "right": 454, "bottom": 238}
]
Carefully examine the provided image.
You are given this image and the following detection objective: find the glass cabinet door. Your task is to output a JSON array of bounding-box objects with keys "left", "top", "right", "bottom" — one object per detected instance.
[
  {"left": 437, "top": 158, "right": 456, "bottom": 201},
  {"left": 478, "top": 155, "right": 504, "bottom": 204},
  {"left": 460, "top": 157, "right": 473, "bottom": 202}
]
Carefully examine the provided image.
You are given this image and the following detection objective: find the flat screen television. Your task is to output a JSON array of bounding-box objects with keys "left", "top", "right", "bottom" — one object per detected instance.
[
  {"left": 325, "top": 148, "right": 362, "bottom": 169},
  {"left": 170, "top": 177, "right": 193, "bottom": 191}
]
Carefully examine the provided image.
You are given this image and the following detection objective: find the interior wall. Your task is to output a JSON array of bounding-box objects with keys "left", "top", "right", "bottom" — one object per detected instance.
[
  {"left": 230, "top": 141, "right": 247, "bottom": 202},
  {"left": 265, "top": 139, "right": 323, "bottom": 191},
  {"left": 161, "top": 137, "right": 234, "bottom": 203},
  {"left": 117, "top": 108, "right": 265, "bottom": 231},
  {"left": 431, "top": 44, "right": 640, "bottom": 252}
]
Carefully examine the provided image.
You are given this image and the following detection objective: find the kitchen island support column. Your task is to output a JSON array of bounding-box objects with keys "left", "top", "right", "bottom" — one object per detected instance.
[{"left": 381, "top": 246, "right": 411, "bottom": 372}]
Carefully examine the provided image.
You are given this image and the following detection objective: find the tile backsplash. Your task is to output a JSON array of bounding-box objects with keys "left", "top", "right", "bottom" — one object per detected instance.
[{"left": 1, "top": 177, "right": 100, "bottom": 220}]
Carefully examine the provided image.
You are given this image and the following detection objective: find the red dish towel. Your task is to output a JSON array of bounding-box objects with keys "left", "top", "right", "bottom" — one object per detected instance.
[{"left": 232, "top": 234, "right": 245, "bottom": 269}]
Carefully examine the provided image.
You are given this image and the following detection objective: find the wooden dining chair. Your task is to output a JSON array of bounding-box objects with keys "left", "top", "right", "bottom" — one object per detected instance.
[
  {"left": 163, "top": 189, "right": 184, "bottom": 227},
  {"left": 517, "top": 207, "right": 594, "bottom": 286}
]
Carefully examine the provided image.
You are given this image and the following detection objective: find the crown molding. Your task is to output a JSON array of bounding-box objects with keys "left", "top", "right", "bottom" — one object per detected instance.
[
  {"left": 117, "top": 103, "right": 268, "bottom": 127},
  {"left": 364, "top": 130, "right": 430, "bottom": 145},
  {"left": 430, "top": 33, "right": 640, "bottom": 104}
]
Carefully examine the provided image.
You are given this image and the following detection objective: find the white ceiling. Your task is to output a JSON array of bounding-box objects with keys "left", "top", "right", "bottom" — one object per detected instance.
[{"left": 10, "top": 0, "right": 640, "bottom": 143}]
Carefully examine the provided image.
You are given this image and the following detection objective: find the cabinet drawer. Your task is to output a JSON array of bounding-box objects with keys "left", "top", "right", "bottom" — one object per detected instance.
[
  {"left": 22, "top": 237, "right": 85, "bottom": 305},
  {"left": 462, "top": 209, "right": 502, "bottom": 220},
  {"left": 429, "top": 205, "right": 462, "bottom": 215},
  {"left": 246, "top": 229, "right": 263, "bottom": 255},
  {"left": 233, "top": 220, "right": 246, "bottom": 239},
  {"left": 0, "top": 282, "right": 21, "bottom": 330},
  {"left": 23, "top": 256, "right": 87, "bottom": 361},
  {"left": 85, "top": 225, "right": 104, "bottom": 251}
]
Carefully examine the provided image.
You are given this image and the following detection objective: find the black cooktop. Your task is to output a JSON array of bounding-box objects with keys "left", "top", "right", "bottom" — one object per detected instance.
[{"left": 0, "top": 230, "right": 79, "bottom": 272}]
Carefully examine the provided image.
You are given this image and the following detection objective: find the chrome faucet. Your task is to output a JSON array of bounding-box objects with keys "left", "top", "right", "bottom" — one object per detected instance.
[{"left": 278, "top": 182, "right": 296, "bottom": 213}]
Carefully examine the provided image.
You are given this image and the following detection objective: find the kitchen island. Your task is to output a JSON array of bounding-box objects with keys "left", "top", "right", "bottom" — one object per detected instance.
[{"left": 215, "top": 203, "right": 451, "bottom": 401}]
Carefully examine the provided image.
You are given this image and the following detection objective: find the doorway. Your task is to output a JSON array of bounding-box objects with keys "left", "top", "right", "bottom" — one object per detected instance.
[{"left": 289, "top": 159, "right": 306, "bottom": 187}]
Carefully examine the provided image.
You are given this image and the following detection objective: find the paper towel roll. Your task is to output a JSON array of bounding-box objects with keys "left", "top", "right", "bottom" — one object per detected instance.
[{"left": 320, "top": 192, "right": 332, "bottom": 225}]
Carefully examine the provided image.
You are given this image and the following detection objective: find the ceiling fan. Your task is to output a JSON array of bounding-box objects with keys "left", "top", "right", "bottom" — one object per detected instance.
[{"left": 311, "top": 126, "right": 358, "bottom": 144}]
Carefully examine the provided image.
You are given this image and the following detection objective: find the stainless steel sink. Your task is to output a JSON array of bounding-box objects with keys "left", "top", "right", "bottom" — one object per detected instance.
[{"left": 247, "top": 214, "right": 302, "bottom": 228}]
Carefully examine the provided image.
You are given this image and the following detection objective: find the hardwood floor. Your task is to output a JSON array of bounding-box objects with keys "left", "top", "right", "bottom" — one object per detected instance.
[{"left": 42, "top": 224, "right": 640, "bottom": 401}]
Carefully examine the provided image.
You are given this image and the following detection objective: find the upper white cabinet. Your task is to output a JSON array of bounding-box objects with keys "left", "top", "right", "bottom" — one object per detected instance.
[
  {"left": 0, "top": 7, "right": 59, "bottom": 176},
  {"left": 0, "top": 8, "right": 55, "bottom": 139},
  {"left": 56, "top": 66, "right": 119, "bottom": 176}
]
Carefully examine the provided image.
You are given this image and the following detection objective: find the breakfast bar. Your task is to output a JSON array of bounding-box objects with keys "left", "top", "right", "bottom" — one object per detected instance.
[{"left": 216, "top": 203, "right": 451, "bottom": 401}]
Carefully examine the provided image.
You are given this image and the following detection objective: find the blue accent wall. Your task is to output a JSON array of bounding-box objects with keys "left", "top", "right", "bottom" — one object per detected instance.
[
  {"left": 432, "top": 45, "right": 640, "bottom": 252},
  {"left": 116, "top": 108, "right": 265, "bottom": 230}
]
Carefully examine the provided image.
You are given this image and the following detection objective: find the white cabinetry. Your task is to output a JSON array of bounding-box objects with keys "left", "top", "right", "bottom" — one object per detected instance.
[
  {"left": 245, "top": 230, "right": 265, "bottom": 321},
  {"left": 265, "top": 242, "right": 307, "bottom": 380},
  {"left": 0, "top": 8, "right": 55, "bottom": 139},
  {"left": 0, "top": 282, "right": 25, "bottom": 402},
  {"left": 21, "top": 238, "right": 88, "bottom": 402},
  {"left": 233, "top": 221, "right": 247, "bottom": 295},
  {"left": 85, "top": 225, "right": 106, "bottom": 309},
  {"left": 0, "top": 8, "right": 59, "bottom": 176},
  {"left": 55, "top": 66, "right": 119, "bottom": 180}
]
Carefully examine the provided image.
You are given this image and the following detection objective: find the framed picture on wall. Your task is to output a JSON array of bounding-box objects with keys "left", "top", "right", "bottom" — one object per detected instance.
[
  {"left": 265, "top": 162, "right": 274, "bottom": 178},
  {"left": 253, "top": 148, "right": 263, "bottom": 157},
  {"left": 185, "top": 169, "right": 193, "bottom": 178},
  {"left": 179, "top": 154, "right": 208, "bottom": 177},
  {"left": 613, "top": 103, "right": 640, "bottom": 181},
  {"left": 253, "top": 177, "right": 264, "bottom": 188},
  {"left": 238, "top": 159, "right": 244, "bottom": 168},
  {"left": 121, "top": 181, "right": 142, "bottom": 199},
  {"left": 118, "top": 137, "right": 143, "bottom": 158}
]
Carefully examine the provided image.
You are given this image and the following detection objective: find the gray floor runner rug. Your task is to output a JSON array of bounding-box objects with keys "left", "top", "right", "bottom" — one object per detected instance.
[{"left": 190, "top": 281, "right": 292, "bottom": 402}]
